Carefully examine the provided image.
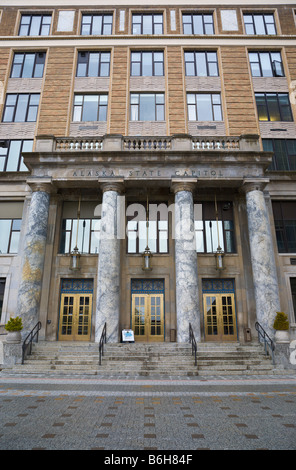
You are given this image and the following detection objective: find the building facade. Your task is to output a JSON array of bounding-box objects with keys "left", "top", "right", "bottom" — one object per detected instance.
[{"left": 0, "top": 0, "right": 296, "bottom": 345}]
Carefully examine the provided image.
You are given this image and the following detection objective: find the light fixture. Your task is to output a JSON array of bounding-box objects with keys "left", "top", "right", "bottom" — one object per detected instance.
[
  {"left": 70, "top": 195, "right": 81, "bottom": 271},
  {"left": 142, "top": 194, "right": 152, "bottom": 271},
  {"left": 214, "top": 195, "right": 225, "bottom": 271}
]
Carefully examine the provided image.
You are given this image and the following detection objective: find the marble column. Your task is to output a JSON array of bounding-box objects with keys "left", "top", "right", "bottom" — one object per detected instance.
[
  {"left": 17, "top": 181, "right": 53, "bottom": 338},
  {"left": 243, "top": 181, "right": 280, "bottom": 338},
  {"left": 95, "top": 181, "right": 124, "bottom": 343},
  {"left": 172, "top": 181, "right": 201, "bottom": 343}
]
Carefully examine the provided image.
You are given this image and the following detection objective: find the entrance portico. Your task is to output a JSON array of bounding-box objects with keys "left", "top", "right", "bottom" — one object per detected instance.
[{"left": 19, "top": 133, "right": 280, "bottom": 344}]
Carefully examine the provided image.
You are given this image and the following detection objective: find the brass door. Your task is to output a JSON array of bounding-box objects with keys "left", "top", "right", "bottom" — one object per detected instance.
[
  {"left": 59, "top": 293, "right": 92, "bottom": 341},
  {"left": 203, "top": 293, "right": 237, "bottom": 342},
  {"left": 132, "top": 293, "right": 164, "bottom": 342}
]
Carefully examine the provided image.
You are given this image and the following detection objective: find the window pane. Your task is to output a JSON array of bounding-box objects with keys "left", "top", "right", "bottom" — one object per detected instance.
[
  {"left": 267, "top": 94, "right": 281, "bottom": 121},
  {"left": 143, "top": 15, "right": 153, "bottom": 34},
  {"left": 255, "top": 94, "right": 268, "bottom": 121},
  {"left": 254, "top": 15, "right": 265, "bottom": 34},
  {"left": 88, "top": 53, "right": 100, "bottom": 76},
  {"left": 14, "top": 94, "right": 29, "bottom": 122},
  {"left": 196, "top": 94, "right": 213, "bottom": 120},
  {"left": 140, "top": 94, "right": 155, "bottom": 120},
  {"left": 9, "top": 232, "right": 20, "bottom": 253},
  {"left": 195, "top": 52, "right": 207, "bottom": 76},
  {"left": 193, "top": 15, "right": 203, "bottom": 34},
  {"left": 6, "top": 140, "right": 22, "bottom": 171},
  {"left": 92, "top": 16, "right": 102, "bottom": 34},
  {"left": 0, "top": 220, "right": 11, "bottom": 254},
  {"left": 142, "top": 52, "right": 153, "bottom": 76},
  {"left": 82, "top": 95, "right": 99, "bottom": 121},
  {"left": 30, "top": 16, "right": 41, "bottom": 36}
]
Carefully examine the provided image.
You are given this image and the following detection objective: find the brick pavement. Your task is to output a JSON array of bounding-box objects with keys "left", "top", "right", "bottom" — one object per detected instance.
[{"left": 0, "top": 373, "right": 295, "bottom": 452}]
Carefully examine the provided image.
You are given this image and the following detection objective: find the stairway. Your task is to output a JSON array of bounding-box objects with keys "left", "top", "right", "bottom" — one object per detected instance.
[{"left": 0, "top": 340, "right": 281, "bottom": 377}]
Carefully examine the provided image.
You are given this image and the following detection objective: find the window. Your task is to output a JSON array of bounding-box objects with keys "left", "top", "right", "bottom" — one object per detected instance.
[
  {"left": 131, "top": 51, "right": 164, "bottom": 76},
  {"left": 81, "top": 14, "right": 113, "bottom": 35},
  {"left": 255, "top": 93, "right": 293, "bottom": 121},
  {"left": 262, "top": 139, "right": 296, "bottom": 171},
  {"left": 19, "top": 14, "right": 52, "bottom": 36},
  {"left": 187, "top": 93, "right": 222, "bottom": 121},
  {"left": 76, "top": 51, "right": 111, "bottom": 77},
  {"left": 194, "top": 202, "right": 236, "bottom": 253},
  {"left": 132, "top": 13, "right": 163, "bottom": 35},
  {"left": 2, "top": 94, "right": 40, "bottom": 122},
  {"left": 184, "top": 51, "right": 218, "bottom": 76},
  {"left": 73, "top": 94, "right": 108, "bottom": 122},
  {"left": 249, "top": 51, "right": 284, "bottom": 77},
  {"left": 60, "top": 218, "right": 101, "bottom": 254},
  {"left": 182, "top": 13, "right": 214, "bottom": 35},
  {"left": 0, "top": 140, "right": 33, "bottom": 172},
  {"left": 130, "top": 93, "right": 165, "bottom": 121},
  {"left": 243, "top": 13, "right": 276, "bottom": 35},
  {"left": 11, "top": 52, "right": 46, "bottom": 78},
  {"left": 272, "top": 201, "right": 296, "bottom": 253},
  {"left": 127, "top": 203, "right": 168, "bottom": 254},
  {"left": 0, "top": 219, "right": 22, "bottom": 254}
]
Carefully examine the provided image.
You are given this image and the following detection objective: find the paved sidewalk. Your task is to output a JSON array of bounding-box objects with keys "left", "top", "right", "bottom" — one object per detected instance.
[{"left": 0, "top": 371, "right": 295, "bottom": 452}]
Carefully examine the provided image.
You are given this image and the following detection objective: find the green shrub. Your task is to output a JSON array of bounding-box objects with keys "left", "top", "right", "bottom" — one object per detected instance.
[
  {"left": 5, "top": 316, "right": 23, "bottom": 332},
  {"left": 273, "top": 312, "right": 289, "bottom": 331}
]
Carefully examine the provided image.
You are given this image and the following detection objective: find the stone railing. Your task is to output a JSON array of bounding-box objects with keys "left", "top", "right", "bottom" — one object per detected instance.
[{"left": 35, "top": 134, "right": 260, "bottom": 153}]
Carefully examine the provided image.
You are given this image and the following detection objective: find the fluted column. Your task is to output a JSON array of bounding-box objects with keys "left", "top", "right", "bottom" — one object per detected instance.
[
  {"left": 95, "top": 181, "right": 124, "bottom": 343},
  {"left": 172, "top": 180, "right": 200, "bottom": 343},
  {"left": 243, "top": 181, "right": 280, "bottom": 337},
  {"left": 17, "top": 180, "right": 54, "bottom": 338}
]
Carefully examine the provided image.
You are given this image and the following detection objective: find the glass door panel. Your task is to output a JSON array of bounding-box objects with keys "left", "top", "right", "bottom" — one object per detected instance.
[{"left": 203, "top": 293, "right": 237, "bottom": 341}]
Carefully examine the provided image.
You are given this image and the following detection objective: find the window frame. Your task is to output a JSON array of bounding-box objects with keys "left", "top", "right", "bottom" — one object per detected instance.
[
  {"left": 76, "top": 51, "right": 111, "bottom": 77},
  {"left": 0, "top": 218, "right": 22, "bottom": 254},
  {"left": 0, "top": 139, "right": 33, "bottom": 172},
  {"left": 130, "top": 50, "right": 164, "bottom": 77},
  {"left": 2, "top": 93, "right": 40, "bottom": 123},
  {"left": 72, "top": 94, "right": 108, "bottom": 122},
  {"left": 262, "top": 139, "right": 296, "bottom": 171},
  {"left": 272, "top": 201, "right": 296, "bottom": 253},
  {"left": 184, "top": 50, "right": 219, "bottom": 77},
  {"left": 187, "top": 93, "right": 223, "bottom": 121},
  {"left": 131, "top": 13, "right": 164, "bottom": 35},
  {"left": 194, "top": 202, "right": 236, "bottom": 254},
  {"left": 18, "top": 13, "right": 52, "bottom": 36},
  {"left": 243, "top": 13, "right": 277, "bottom": 35},
  {"left": 10, "top": 51, "right": 46, "bottom": 79},
  {"left": 80, "top": 13, "right": 113, "bottom": 35},
  {"left": 59, "top": 217, "right": 101, "bottom": 255},
  {"left": 130, "top": 93, "right": 165, "bottom": 121},
  {"left": 255, "top": 93, "right": 293, "bottom": 122},
  {"left": 248, "top": 51, "right": 284, "bottom": 77},
  {"left": 182, "top": 13, "right": 214, "bottom": 35}
]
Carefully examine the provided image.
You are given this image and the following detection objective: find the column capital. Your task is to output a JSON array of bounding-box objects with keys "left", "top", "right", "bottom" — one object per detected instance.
[
  {"left": 171, "top": 178, "right": 198, "bottom": 194},
  {"left": 98, "top": 178, "right": 125, "bottom": 194},
  {"left": 26, "top": 177, "right": 57, "bottom": 194},
  {"left": 240, "top": 178, "right": 270, "bottom": 194}
]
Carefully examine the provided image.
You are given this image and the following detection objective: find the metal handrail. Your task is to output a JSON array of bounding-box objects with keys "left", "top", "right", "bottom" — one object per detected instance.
[
  {"left": 189, "top": 323, "right": 198, "bottom": 366},
  {"left": 255, "top": 321, "right": 275, "bottom": 364},
  {"left": 99, "top": 322, "right": 107, "bottom": 366},
  {"left": 22, "top": 321, "right": 42, "bottom": 364}
]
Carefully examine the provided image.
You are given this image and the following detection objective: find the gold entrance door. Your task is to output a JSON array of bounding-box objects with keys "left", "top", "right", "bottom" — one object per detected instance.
[
  {"left": 203, "top": 293, "right": 237, "bottom": 342},
  {"left": 59, "top": 293, "right": 92, "bottom": 341},
  {"left": 132, "top": 293, "right": 164, "bottom": 342}
]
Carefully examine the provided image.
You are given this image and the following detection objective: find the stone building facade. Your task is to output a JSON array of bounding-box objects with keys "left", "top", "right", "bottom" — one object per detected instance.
[{"left": 0, "top": 0, "right": 296, "bottom": 346}]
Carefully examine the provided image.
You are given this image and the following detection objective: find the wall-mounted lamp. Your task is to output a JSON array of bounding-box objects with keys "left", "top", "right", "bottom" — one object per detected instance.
[
  {"left": 70, "top": 195, "right": 81, "bottom": 271},
  {"left": 142, "top": 194, "right": 152, "bottom": 271}
]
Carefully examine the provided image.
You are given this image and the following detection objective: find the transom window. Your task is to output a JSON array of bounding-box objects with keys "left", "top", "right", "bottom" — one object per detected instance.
[
  {"left": 184, "top": 51, "right": 218, "bottom": 76},
  {"left": 2, "top": 93, "right": 40, "bottom": 122},
  {"left": 262, "top": 139, "right": 296, "bottom": 171},
  {"left": 0, "top": 140, "right": 33, "bottom": 172},
  {"left": 182, "top": 13, "right": 214, "bottom": 35},
  {"left": 131, "top": 51, "right": 164, "bottom": 76},
  {"left": 76, "top": 51, "right": 111, "bottom": 77},
  {"left": 249, "top": 51, "right": 284, "bottom": 77},
  {"left": 130, "top": 93, "right": 165, "bottom": 121},
  {"left": 81, "top": 14, "right": 113, "bottom": 35},
  {"left": 272, "top": 201, "right": 296, "bottom": 253},
  {"left": 243, "top": 13, "right": 276, "bottom": 35},
  {"left": 127, "top": 203, "right": 168, "bottom": 254},
  {"left": 11, "top": 52, "right": 46, "bottom": 78},
  {"left": 195, "top": 202, "right": 236, "bottom": 253},
  {"left": 187, "top": 93, "right": 222, "bottom": 121},
  {"left": 255, "top": 93, "right": 293, "bottom": 121},
  {"left": 19, "top": 14, "right": 52, "bottom": 36},
  {"left": 73, "top": 94, "right": 108, "bottom": 122},
  {"left": 132, "top": 13, "right": 163, "bottom": 35}
]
